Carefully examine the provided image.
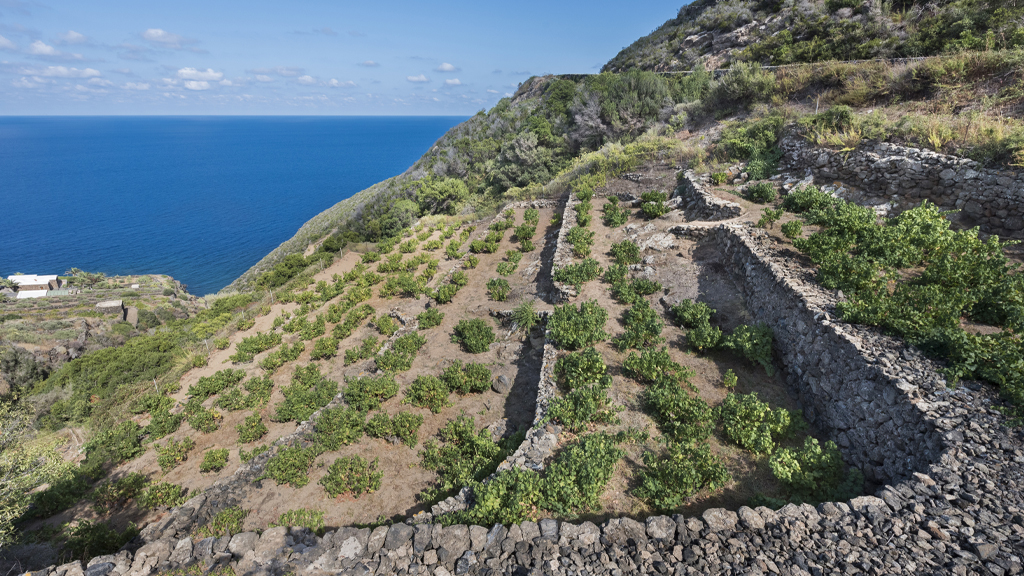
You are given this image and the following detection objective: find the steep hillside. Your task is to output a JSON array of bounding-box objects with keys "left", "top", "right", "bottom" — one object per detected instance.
[{"left": 604, "top": 0, "right": 1024, "bottom": 71}]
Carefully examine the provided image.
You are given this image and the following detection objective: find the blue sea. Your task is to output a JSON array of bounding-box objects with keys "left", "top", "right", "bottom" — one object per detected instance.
[{"left": 0, "top": 116, "right": 467, "bottom": 295}]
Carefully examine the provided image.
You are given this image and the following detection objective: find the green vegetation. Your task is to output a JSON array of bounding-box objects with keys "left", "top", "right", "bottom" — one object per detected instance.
[
  {"left": 344, "top": 336, "right": 381, "bottom": 365},
  {"left": 758, "top": 207, "right": 784, "bottom": 229},
  {"left": 640, "top": 191, "right": 669, "bottom": 218},
  {"left": 310, "top": 335, "right": 339, "bottom": 360},
  {"left": 510, "top": 300, "right": 539, "bottom": 334},
  {"left": 156, "top": 438, "right": 195, "bottom": 472},
  {"left": 548, "top": 380, "right": 620, "bottom": 432},
  {"left": 239, "top": 445, "right": 270, "bottom": 463},
  {"left": 197, "top": 506, "right": 248, "bottom": 539},
  {"left": 613, "top": 299, "right": 666, "bottom": 351},
  {"left": 769, "top": 437, "right": 863, "bottom": 504},
  {"left": 273, "top": 365, "right": 339, "bottom": 423},
  {"left": 635, "top": 441, "right": 730, "bottom": 513},
  {"left": 260, "top": 341, "right": 304, "bottom": 373},
  {"left": 308, "top": 406, "right": 365, "bottom": 451},
  {"left": 260, "top": 444, "right": 318, "bottom": 488},
  {"left": 486, "top": 277, "right": 510, "bottom": 301},
  {"left": 321, "top": 456, "right": 383, "bottom": 498},
  {"left": 602, "top": 197, "right": 630, "bottom": 227},
  {"left": 217, "top": 374, "right": 274, "bottom": 411},
  {"left": 365, "top": 411, "right": 423, "bottom": 447},
  {"left": 90, "top": 472, "right": 148, "bottom": 514},
  {"left": 138, "top": 482, "right": 189, "bottom": 510},
  {"left": 270, "top": 508, "right": 325, "bottom": 534},
  {"left": 344, "top": 374, "right": 398, "bottom": 411},
  {"left": 554, "top": 347, "right": 608, "bottom": 389},
  {"left": 610, "top": 240, "right": 641, "bottom": 265},
  {"left": 403, "top": 376, "right": 452, "bottom": 413},
  {"left": 230, "top": 331, "right": 282, "bottom": 363},
  {"left": 237, "top": 413, "right": 268, "bottom": 443},
  {"left": 566, "top": 226, "right": 595, "bottom": 258},
  {"left": 417, "top": 308, "right": 445, "bottom": 329},
  {"left": 63, "top": 520, "right": 140, "bottom": 563},
  {"left": 748, "top": 181, "right": 777, "bottom": 204},
  {"left": 720, "top": 323, "right": 775, "bottom": 375},
  {"left": 375, "top": 333, "right": 427, "bottom": 372},
  {"left": 440, "top": 360, "right": 493, "bottom": 394},
  {"left": 418, "top": 415, "right": 519, "bottom": 503},
  {"left": 781, "top": 220, "right": 803, "bottom": 239},
  {"left": 548, "top": 300, "right": 608, "bottom": 350},
  {"left": 553, "top": 258, "right": 602, "bottom": 292},
  {"left": 451, "top": 319, "right": 495, "bottom": 353},
  {"left": 719, "top": 392, "right": 794, "bottom": 455},
  {"left": 199, "top": 448, "right": 229, "bottom": 473}
]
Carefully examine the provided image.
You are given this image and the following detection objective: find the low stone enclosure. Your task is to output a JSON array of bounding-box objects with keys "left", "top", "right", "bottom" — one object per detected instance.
[
  {"left": 42, "top": 171, "right": 1024, "bottom": 576},
  {"left": 780, "top": 135, "right": 1024, "bottom": 239}
]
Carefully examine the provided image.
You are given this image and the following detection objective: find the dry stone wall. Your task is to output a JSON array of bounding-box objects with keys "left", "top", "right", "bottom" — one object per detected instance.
[
  {"left": 673, "top": 170, "right": 743, "bottom": 221},
  {"left": 781, "top": 135, "right": 1024, "bottom": 238}
]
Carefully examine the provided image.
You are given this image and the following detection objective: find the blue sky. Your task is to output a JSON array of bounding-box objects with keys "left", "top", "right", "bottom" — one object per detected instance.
[{"left": 0, "top": 0, "right": 683, "bottom": 115}]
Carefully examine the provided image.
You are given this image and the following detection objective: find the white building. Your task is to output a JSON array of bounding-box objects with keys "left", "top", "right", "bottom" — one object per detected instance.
[{"left": 7, "top": 274, "right": 62, "bottom": 299}]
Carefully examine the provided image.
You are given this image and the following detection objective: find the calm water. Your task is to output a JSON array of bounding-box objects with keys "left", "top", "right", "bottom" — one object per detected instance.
[{"left": 0, "top": 116, "right": 467, "bottom": 295}]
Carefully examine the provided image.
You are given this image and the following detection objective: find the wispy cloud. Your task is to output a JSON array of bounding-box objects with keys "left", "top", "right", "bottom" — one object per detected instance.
[
  {"left": 444, "top": 78, "right": 462, "bottom": 86},
  {"left": 486, "top": 89, "right": 499, "bottom": 93},
  {"left": 20, "top": 65, "right": 100, "bottom": 78},
  {"left": 177, "top": 67, "right": 223, "bottom": 81},
  {"left": 327, "top": 78, "right": 356, "bottom": 87},
  {"left": 141, "top": 28, "right": 200, "bottom": 51},
  {"left": 123, "top": 82, "right": 149, "bottom": 90},
  {"left": 294, "top": 27, "right": 336, "bottom": 36},
  {"left": 0, "top": 34, "right": 14, "bottom": 50},
  {"left": 59, "top": 30, "right": 87, "bottom": 44},
  {"left": 255, "top": 75, "right": 273, "bottom": 82},
  {"left": 183, "top": 80, "right": 209, "bottom": 90},
  {"left": 297, "top": 75, "right": 316, "bottom": 85},
  {"left": 407, "top": 74, "right": 429, "bottom": 83},
  {"left": 29, "top": 40, "right": 58, "bottom": 55},
  {"left": 435, "top": 62, "right": 459, "bottom": 72},
  {"left": 348, "top": 31, "right": 366, "bottom": 37},
  {"left": 250, "top": 66, "right": 303, "bottom": 77},
  {"left": 358, "top": 60, "right": 379, "bottom": 67}
]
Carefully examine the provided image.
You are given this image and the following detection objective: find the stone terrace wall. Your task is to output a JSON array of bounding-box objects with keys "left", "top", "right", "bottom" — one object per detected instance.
[
  {"left": 781, "top": 136, "right": 1024, "bottom": 238},
  {"left": 673, "top": 170, "right": 743, "bottom": 221}
]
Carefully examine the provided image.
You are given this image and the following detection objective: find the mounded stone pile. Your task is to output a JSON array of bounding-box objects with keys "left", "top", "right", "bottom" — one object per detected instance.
[{"left": 781, "top": 135, "right": 1024, "bottom": 238}]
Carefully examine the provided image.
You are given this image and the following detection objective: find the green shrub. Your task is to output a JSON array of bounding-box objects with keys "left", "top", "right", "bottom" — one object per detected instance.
[
  {"left": 758, "top": 207, "right": 784, "bottom": 229},
  {"left": 188, "top": 369, "right": 246, "bottom": 400},
  {"left": 781, "top": 220, "right": 804, "bottom": 239},
  {"left": 631, "top": 278, "right": 662, "bottom": 296},
  {"left": 520, "top": 238, "right": 535, "bottom": 252},
  {"left": 217, "top": 374, "right": 274, "bottom": 411},
  {"left": 610, "top": 240, "right": 641, "bottom": 266},
  {"left": 261, "top": 444, "right": 317, "bottom": 488},
  {"left": 374, "top": 315, "right": 399, "bottom": 336},
  {"left": 361, "top": 251, "right": 381, "bottom": 263},
  {"left": 539, "top": 432, "right": 625, "bottom": 516},
  {"left": 419, "top": 415, "right": 513, "bottom": 503},
  {"left": 524, "top": 208, "right": 540, "bottom": 224},
  {"left": 465, "top": 255, "right": 480, "bottom": 269},
  {"left": 259, "top": 341, "right": 304, "bottom": 373},
  {"left": 231, "top": 332, "right": 282, "bottom": 363},
  {"left": 554, "top": 347, "right": 608, "bottom": 390},
  {"left": 448, "top": 468, "right": 541, "bottom": 527},
  {"left": 404, "top": 375, "right": 452, "bottom": 413},
  {"left": 687, "top": 321, "right": 722, "bottom": 352},
  {"left": 310, "top": 336, "right": 339, "bottom": 360},
  {"left": 84, "top": 421, "right": 146, "bottom": 467},
  {"left": 237, "top": 414, "right": 268, "bottom": 443},
  {"left": 603, "top": 263, "right": 628, "bottom": 284},
  {"left": 635, "top": 441, "right": 731, "bottom": 512},
  {"left": 213, "top": 337, "right": 229, "bottom": 350},
  {"left": 199, "top": 448, "right": 229, "bottom": 473},
  {"left": 549, "top": 300, "right": 608, "bottom": 350},
  {"left": 720, "top": 115, "right": 784, "bottom": 179},
  {"left": 239, "top": 445, "right": 270, "bottom": 463},
  {"left": 566, "top": 226, "right": 595, "bottom": 258},
  {"left": 514, "top": 223, "right": 537, "bottom": 243},
  {"left": 613, "top": 299, "right": 665, "bottom": 351},
  {"left": 273, "top": 364, "right": 339, "bottom": 422},
  {"left": 769, "top": 437, "right": 863, "bottom": 504},
  {"left": 645, "top": 379, "right": 715, "bottom": 444},
  {"left": 708, "top": 61, "right": 775, "bottom": 108},
  {"left": 451, "top": 319, "right": 495, "bottom": 353},
  {"left": 710, "top": 172, "right": 729, "bottom": 185},
  {"left": 623, "top": 347, "right": 694, "bottom": 386},
  {"left": 399, "top": 239, "right": 418, "bottom": 253},
  {"left": 640, "top": 191, "right": 669, "bottom": 218},
  {"left": 90, "top": 472, "right": 149, "bottom": 514},
  {"left": 548, "top": 381, "right": 621, "bottom": 432},
  {"left": 308, "top": 406, "right": 365, "bottom": 451},
  {"left": 424, "top": 239, "right": 443, "bottom": 251},
  {"left": 748, "top": 181, "right": 777, "bottom": 204},
  {"left": 138, "top": 482, "right": 188, "bottom": 510},
  {"left": 417, "top": 308, "right": 444, "bottom": 329},
  {"left": 719, "top": 392, "right": 793, "bottom": 455},
  {"left": 602, "top": 199, "right": 630, "bottom": 227},
  {"left": 496, "top": 262, "right": 518, "bottom": 276},
  {"left": 344, "top": 336, "right": 381, "bottom": 365},
  {"left": 721, "top": 323, "right": 774, "bottom": 375},
  {"left": 553, "top": 258, "right": 603, "bottom": 292},
  {"left": 235, "top": 317, "right": 255, "bottom": 331},
  {"left": 197, "top": 506, "right": 248, "bottom": 539},
  {"left": 375, "top": 333, "right": 427, "bottom": 372},
  {"left": 781, "top": 185, "right": 835, "bottom": 213},
  {"left": 63, "top": 520, "right": 140, "bottom": 563},
  {"left": 270, "top": 508, "right": 325, "bottom": 533},
  {"left": 364, "top": 412, "right": 394, "bottom": 439},
  {"left": 344, "top": 374, "right": 399, "bottom": 411},
  {"left": 669, "top": 299, "right": 715, "bottom": 328},
  {"left": 391, "top": 411, "right": 424, "bottom": 448},
  {"left": 321, "top": 456, "right": 382, "bottom": 498},
  {"left": 723, "top": 369, "right": 738, "bottom": 389},
  {"left": 440, "top": 360, "right": 492, "bottom": 394},
  {"left": 156, "top": 437, "right": 195, "bottom": 471},
  {"left": 185, "top": 404, "right": 221, "bottom": 433}
]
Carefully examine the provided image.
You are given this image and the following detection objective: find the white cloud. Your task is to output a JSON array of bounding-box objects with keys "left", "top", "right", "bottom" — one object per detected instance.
[
  {"left": 435, "top": 62, "right": 459, "bottom": 72},
  {"left": 0, "top": 35, "right": 16, "bottom": 50},
  {"left": 255, "top": 75, "right": 273, "bottom": 82},
  {"left": 444, "top": 78, "right": 462, "bottom": 86},
  {"left": 183, "top": 80, "right": 209, "bottom": 90},
  {"left": 12, "top": 77, "right": 37, "bottom": 88},
  {"left": 88, "top": 78, "right": 113, "bottom": 87},
  {"left": 75, "top": 84, "right": 106, "bottom": 93},
  {"left": 407, "top": 74, "right": 429, "bottom": 83},
  {"left": 297, "top": 75, "right": 316, "bottom": 85},
  {"left": 29, "top": 40, "right": 59, "bottom": 55},
  {"left": 22, "top": 66, "right": 100, "bottom": 78},
  {"left": 177, "top": 67, "right": 222, "bottom": 81},
  {"left": 123, "top": 82, "right": 150, "bottom": 90},
  {"left": 327, "top": 79, "right": 355, "bottom": 88},
  {"left": 251, "top": 66, "right": 303, "bottom": 77},
  {"left": 486, "top": 89, "right": 499, "bottom": 93},
  {"left": 142, "top": 28, "right": 186, "bottom": 47},
  {"left": 358, "top": 60, "right": 379, "bottom": 67},
  {"left": 60, "top": 30, "right": 87, "bottom": 44},
  {"left": 219, "top": 79, "right": 233, "bottom": 86}
]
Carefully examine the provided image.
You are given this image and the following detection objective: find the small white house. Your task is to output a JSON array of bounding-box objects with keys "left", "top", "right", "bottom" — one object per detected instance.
[{"left": 7, "top": 274, "right": 62, "bottom": 299}]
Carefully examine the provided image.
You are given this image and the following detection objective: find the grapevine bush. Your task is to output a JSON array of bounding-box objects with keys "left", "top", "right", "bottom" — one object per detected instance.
[
  {"left": 451, "top": 319, "right": 495, "bottom": 353},
  {"left": 549, "top": 300, "right": 608, "bottom": 350}
]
